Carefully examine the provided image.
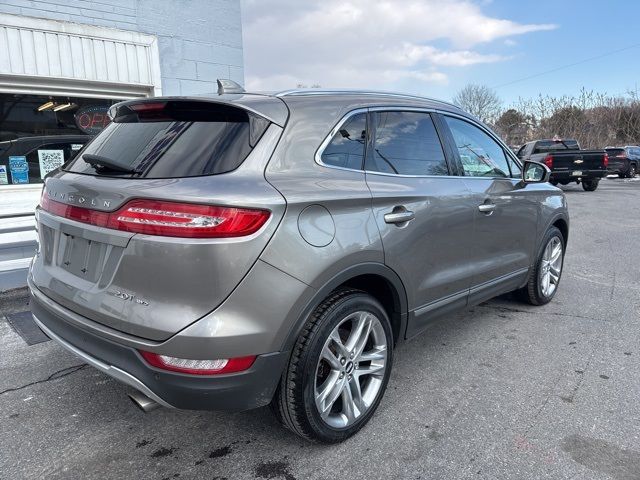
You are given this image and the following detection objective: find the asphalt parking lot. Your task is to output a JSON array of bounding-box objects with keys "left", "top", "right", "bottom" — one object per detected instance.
[{"left": 1, "top": 177, "right": 639, "bottom": 480}]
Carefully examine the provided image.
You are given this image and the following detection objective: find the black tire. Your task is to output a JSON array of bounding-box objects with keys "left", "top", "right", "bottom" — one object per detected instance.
[
  {"left": 582, "top": 179, "right": 599, "bottom": 191},
  {"left": 619, "top": 173, "right": 626, "bottom": 179},
  {"left": 518, "top": 226, "right": 565, "bottom": 306},
  {"left": 628, "top": 164, "right": 637, "bottom": 178},
  {"left": 271, "top": 288, "right": 394, "bottom": 443}
]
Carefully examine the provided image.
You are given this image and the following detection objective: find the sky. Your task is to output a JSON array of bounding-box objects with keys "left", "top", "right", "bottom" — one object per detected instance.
[{"left": 240, "top": 0, "right": 640, "bottom": 107}]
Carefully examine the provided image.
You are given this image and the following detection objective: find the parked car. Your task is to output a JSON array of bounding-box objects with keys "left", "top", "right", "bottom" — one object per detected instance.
[
  {"left": 29, "top": 83, "right": 569, "bottom": 443},
  {"left": 0, "top": 135, "right": 91, "bottom": 184},
  {"left": 604, "top": 146, "right": 639, "bottom": 178},
  {"left": 516, "top": 138, "right": 607, "bottom": 191}
]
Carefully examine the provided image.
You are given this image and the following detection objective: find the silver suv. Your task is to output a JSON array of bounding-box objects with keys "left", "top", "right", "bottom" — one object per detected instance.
[{"left": 29, "top": 82, "right": 568, "bottom": 443}]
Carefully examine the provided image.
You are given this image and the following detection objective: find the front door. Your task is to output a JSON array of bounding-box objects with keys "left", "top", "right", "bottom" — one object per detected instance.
[{"left": 439, "top": 114, "right": 538, "bottom": 304}]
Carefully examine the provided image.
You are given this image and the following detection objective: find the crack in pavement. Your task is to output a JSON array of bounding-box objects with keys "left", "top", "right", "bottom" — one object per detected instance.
[
  {"left": 0, "top": 364, "right": 87, "bottom": 396},
  {"left": 559, "top": 346, "right": 596, "bottom": 405},
  {"left": 478, "top": 304, "right": 600, "bottom": 322}
]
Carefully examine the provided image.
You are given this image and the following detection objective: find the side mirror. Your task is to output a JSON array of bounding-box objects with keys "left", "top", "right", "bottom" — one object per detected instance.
[{"left": 522, "top": 160, "right": 550, "bottom": 184}]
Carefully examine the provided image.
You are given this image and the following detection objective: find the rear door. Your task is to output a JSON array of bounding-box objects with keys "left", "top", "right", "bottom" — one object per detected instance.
[
  {"left": 438, "top": 114, "right": 538, "bottom": 304},
  {"left": 364, "top": 109, "right": 477, "bottom": 336},
  {"left": 31, "top": 99, "right": 287, "bottom": 341}
]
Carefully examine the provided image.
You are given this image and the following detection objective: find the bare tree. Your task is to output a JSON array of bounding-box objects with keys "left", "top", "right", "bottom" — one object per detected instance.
[
  {"left": 511, "top": 88, "right": 640, "bottom": 148},
  {"left": 494, "top": 109, "right": 534, "bottom": 145},
  {"left": 452, "top": 84, "right": 503, "bottom": 124}
]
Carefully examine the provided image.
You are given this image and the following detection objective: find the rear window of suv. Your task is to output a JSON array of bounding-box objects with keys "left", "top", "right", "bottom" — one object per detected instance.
[
  {"left": 532, "top": 140, "right": 579, "bottom": 153},
  {"left": 64, "top": 101, "right": 270, "bottom": 178},
  {"left": 605, "top": 148, "right": 625, "bottom": 157}
]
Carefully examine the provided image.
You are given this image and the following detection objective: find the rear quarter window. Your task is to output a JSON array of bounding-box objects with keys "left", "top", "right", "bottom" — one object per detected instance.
[{"left": 320, "top": 113, "right": 367, "bottom": 170}]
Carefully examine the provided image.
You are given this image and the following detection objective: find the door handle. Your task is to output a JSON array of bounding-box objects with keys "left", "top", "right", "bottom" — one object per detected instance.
[
  {"left": 478, "top": 203, "right": 496, "bottom": 214},
  {"left": 384, "top": 209, "right": 415, "bottom": 224}
]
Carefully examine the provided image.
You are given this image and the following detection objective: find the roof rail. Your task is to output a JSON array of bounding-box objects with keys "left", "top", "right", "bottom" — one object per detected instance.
[
  {"left": 217, "top": 79, "right": 245, "bottom": 95},
  {"left": 275, "top": 88, "right": 459, "bottom": 108}
]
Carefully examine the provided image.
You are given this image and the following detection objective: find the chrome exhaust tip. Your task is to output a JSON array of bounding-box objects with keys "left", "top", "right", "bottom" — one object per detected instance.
[{"left": 128, "top": 391, "right": 160, "bottom": 413}]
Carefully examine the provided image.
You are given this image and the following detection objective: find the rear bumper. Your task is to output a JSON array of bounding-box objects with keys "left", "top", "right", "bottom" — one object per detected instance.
[
  {"left": 550, "top": 170, "right": 606, "bottom": 182},
  {"left": 607, "top": 160, "right": 631, "bottom": 174},
  {"left": 29, "top": 286, "right": 289, "bottom": 411}
]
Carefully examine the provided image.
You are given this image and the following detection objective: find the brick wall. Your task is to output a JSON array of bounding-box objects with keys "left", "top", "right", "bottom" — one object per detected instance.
[{"left": 0, "top": 0, "right": 244, "bottom": 95}]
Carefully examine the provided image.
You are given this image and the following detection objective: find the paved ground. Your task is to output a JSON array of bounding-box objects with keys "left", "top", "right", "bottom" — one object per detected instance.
[{"left": 1, "top": 177, "right": 640, "bottom": 480}]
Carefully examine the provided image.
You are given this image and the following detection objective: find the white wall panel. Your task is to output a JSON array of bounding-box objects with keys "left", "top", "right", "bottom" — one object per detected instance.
[{"left": 0, "top": 13, "right": 162, "bottom": 97}]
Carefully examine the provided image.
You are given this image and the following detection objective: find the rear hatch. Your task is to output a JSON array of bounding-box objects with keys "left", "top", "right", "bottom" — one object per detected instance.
[
  {"left": 605, "top": 148, "right": 626, "bottom": 170},
  {"left": 30, "top": 97, "right": 287, "bottom": 341}
]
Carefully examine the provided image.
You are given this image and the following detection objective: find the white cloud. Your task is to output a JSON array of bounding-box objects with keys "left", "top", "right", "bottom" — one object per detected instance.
[{"left": 241, "top": 0, "right": 555, "bottom": 91}]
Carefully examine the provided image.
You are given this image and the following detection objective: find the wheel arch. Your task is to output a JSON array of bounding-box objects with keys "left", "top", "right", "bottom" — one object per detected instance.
[
  {"left": 551, "top": 216, "right": 569, "bottom": 246},
  {"left": 281, "top": 263, "right": 409, "bottom": 352}
]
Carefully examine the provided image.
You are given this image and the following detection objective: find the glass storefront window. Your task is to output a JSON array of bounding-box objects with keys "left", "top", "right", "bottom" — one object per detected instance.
[{"left": 0, "top": 94, "right": 118, "bottom": 186}]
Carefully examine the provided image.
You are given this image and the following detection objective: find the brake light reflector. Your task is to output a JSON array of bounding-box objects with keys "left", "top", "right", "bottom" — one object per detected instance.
[
  {"left": 139, "top": 351, "right": 256, "bottom": 375},
  {"left": 40, "top": 196, "right": 270, "bottom": 238},
  {"left": 128, "top": 102, "right": 167, "bottom": 112},
  {"left": 544, "top": 154, "right": 553, "bottom": 169},
  {"left": 603, "top": 153, "right": 609, "bottom": 167}
]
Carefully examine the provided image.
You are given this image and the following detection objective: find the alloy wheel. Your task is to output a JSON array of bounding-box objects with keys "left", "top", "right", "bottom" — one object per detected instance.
[
  {"left": 540, "top": 236, "right": 563, "bottom": 297},
  {"left": 314, "top": 311, "right": 388, "bottom": 428}
]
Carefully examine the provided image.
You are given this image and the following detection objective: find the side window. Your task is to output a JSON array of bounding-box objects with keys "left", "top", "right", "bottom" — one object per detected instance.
[
  {"left": 25, "top": 141, "right": 87, "bottom": 183},
  {"left": 444, "top": 116, "right": 510, "bottom": 178},
  {"left": 366, "top": 111, "right": 448, "bottom": 176},
  {"left": 321, "top": 113, "right": 367, "bottom": 170},
  {"left": 516, "top": 145, "right": 526, "bottom": 159}
]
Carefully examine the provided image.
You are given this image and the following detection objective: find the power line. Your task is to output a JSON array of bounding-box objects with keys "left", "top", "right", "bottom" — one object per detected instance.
[{"left": 493, "top": 42, "right": 640, "bottom": 89}]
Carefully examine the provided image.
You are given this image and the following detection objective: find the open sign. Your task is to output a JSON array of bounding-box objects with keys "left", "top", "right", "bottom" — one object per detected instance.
[{"left": 74, "top": 105, "right": 111, "bottom": 134}]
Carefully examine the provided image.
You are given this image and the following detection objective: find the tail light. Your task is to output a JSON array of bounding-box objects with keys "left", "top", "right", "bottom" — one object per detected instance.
[
  {"left": 40, "top": 196, "right": 270, "bottom": 238},
  {"left": 139, "top": 351, "right": 256, "bottom": 375},
  {"left": 603, "top": 153, "right": 609, "bottom": 168},
  {"left": 544, "top": 154, "right": 553, "bottom": 169}
]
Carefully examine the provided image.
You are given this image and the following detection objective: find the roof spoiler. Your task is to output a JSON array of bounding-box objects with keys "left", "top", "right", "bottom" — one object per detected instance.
[{"left": 217, "top": 79, "right": 245, "bottom": 95}]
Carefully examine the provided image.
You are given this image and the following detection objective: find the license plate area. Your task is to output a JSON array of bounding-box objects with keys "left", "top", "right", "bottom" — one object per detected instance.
[
  {"left": 572, "top": 170, "right": 583, "bottom": 176},
  {"left": 57, "top": 233, "right": 108, "bottom": 282}
]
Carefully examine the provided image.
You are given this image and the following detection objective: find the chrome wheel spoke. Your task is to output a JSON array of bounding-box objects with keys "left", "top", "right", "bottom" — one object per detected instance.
[
  {"left": 341, "top": 381, "right": 359, "bottom": 423},
  {"left": 542, "top": 272, "right": 550, "bottom": 295},
  {"left": 345, "top": 312, "right": 372, "bottom": 356},
  {"left": 316, "top": 371, "right": 344, "bottom": 417},
  {"left": 321, "top": 344, "right": 342, "bottom": 370},
  {"left": 356, "top": 363, "right": 384, "bottom": 377},
  {"left": 329, "top": 330, "right": 350, "bottom": 359},
  {"left": 357, "top": 345, "right": 387, "bottom": 363},
  {"left": 349, "top": 376, "right": 365, "bottom": 412}
]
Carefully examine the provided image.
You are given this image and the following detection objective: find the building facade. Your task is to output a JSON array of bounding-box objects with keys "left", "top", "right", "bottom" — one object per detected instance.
[{"left": 0, "top": 0, "right": 244, "bottom": 289}]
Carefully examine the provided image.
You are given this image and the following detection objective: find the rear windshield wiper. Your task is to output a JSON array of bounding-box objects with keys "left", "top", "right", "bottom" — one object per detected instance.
[{"left": 82, "top": 154, "right": 138, "bottom": 174}]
